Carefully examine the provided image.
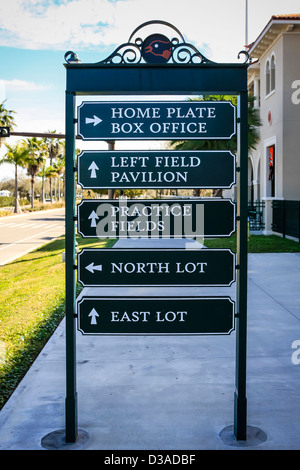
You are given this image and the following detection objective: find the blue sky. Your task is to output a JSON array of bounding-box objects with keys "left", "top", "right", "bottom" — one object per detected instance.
[{"left": 1, "top": 0, "right": 300, "bottom": 179}]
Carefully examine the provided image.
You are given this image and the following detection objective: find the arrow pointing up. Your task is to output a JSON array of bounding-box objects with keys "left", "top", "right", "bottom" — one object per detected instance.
[
  {"left": 88, "top": 308, "right": 99, "bottom": 325},
  {"left": 88, "top": 210, "right": 99, "bottom": 227},
  {"left": 88, "top": 161, "right": 99, "bottom": 178},
  {"left": 85, "top": 115, "right": 102, "bottom": 126},
  {"left": 85, "top": 262, "right": 103, "bottom": 273}
]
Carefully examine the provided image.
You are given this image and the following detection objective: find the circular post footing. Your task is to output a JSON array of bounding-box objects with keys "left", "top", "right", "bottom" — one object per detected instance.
[
  {"left": 219, "top": 425, "right": 267, "bottom": 447},
  {"left": 41, "top": 428, "right": 89, "bottom": 450}
]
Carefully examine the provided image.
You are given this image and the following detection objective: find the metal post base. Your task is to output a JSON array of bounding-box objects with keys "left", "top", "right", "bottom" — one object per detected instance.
[
  {"left": 219, "top": 425, "right": 267, "bottom": 447},
  {"left": 41, "top": 428, "right": 89, "bottom": 450}
]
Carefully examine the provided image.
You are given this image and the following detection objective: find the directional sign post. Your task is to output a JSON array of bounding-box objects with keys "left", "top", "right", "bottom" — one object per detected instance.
[
  {"left": 77, "top": 198, "right": 236, "bottom": 239},
  {"left": 77, "top": 101, "right": 236, "bottom": 141},
  {"left": 77, "top": 150, "right": 236, "bottom": 189},
  {"left": 77, "top": 297, "right": 235, "bottom": 335},
  {"left": 77, "top": 248, "right": 235, "bottom": 287},
  {"left": 64, "top": 20, "right": 250, "bottom": 443}
]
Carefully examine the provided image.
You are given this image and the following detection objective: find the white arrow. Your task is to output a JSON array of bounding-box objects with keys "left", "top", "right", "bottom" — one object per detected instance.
[
  {"left": 88, "top": 308, "right": 99, "bottom": 325},
  {"left": 85, "top": 262, "right": 103, "bottom": 273},
  {"left": 88, "top": 210, "right": 99, "bottom": 227},
  {"left": 85, "top": 115, "right": 102, "bottom": 126},
  {"left": 88, "top": 161, "right": 99, "bottom": 179}
]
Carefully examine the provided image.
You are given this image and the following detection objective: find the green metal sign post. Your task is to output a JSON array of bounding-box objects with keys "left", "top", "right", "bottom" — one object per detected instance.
[
  {"left": 64, "top": 20, "right": 249, "bottom": 443},
  {"left": 234, "top": 91, "right": 248, "bottom": 440},
  {"left": 65, "top": 91, "right": 77, "bottom": 442}
]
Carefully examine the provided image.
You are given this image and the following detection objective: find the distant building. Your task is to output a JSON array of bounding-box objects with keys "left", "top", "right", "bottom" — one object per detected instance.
[
  {"left": 0, "top": 190, "right": 11, "bottom": 197},
  {"left": 247, "top": 14, "right": 300, "bottom": 204}
]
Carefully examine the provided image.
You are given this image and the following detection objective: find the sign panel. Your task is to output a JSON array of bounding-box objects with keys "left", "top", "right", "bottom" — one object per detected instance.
[
  {"left": 77, "top": 101, "right": 236, "bottom": 140},
  {"left": 77, "top": 198, "right": 235, "bottom": 239},
  {"left": 77, "top": 248, "right": 235, "bottom": 287},
  {"left": 77, "top": 296, "right": 235, "bottom": 335},
  {"left": 77, "top": 150, "right": 236, "bottom": 189}
]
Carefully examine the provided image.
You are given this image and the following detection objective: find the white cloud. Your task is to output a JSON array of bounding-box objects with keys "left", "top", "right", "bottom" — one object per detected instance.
[
  {"left": 0, "top": 0, "right": 243, "bottom": 61},
  {"left": 0, "top": 0, "right": 300, "bottom": 62},
  {"left": 1, "top": 79, "right": 51, "bottom": 92},
  {"left": 0, "top": 0, "right": 116, "bottom": 49}
]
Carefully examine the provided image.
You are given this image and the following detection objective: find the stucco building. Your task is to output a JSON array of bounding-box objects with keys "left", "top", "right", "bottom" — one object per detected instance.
[
  {"left": 247, "top": 13, "right": 300, "bottom": 201},
  {"left": 245, "top": 14, "right": 300, "bottom": 234}
]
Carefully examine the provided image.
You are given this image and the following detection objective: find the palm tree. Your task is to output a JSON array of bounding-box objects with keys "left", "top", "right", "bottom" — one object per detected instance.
[
  {"left": 43, "top": 132, "right": 64, "bottom": 203},
  {"left": 0, "top": 142, "right": 28, "bottom": 213},
  {"left": 37, "top": 161, "right": 48, "bottom": 203},
  {"left": 0, "top": 101, "right": 16, "bottom": 147},
  {"left": 169, "top": 95, "right": 261, "bottom": 153},
  {"left": 22, "top": 137, "right": 47, "bottom": 208},
  {"left": 44, "top": 165, "right": 58, "bottom": 201},
  {"left": 247, "top": 95, "right": 262, "bottom": 150},
  {"left": 168, "top": 94, "right": 261, "bottom": 196},
  {"left": 53, "top": 157, "right": 65, "bottom": 201}
]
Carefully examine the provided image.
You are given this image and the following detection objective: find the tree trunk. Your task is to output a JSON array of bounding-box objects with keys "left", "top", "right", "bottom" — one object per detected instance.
[
  {"left": 41, "top": 175, "right": 45, "bottom": 203},
  {"left": 108, "top": 189, "right": 115, "bottom": 199},
  {"left": 213, "top": 189, "right": 223, "bottom": 197},
  {"left": 31, "top": 178, "right": 34, "bottom": 208},
  {"left": 58, "top": 176, "right": 61, "bottom": 201},
  {"left": 14, "top": 164, "right": 21, "bottom": 214},
  {"left": 49, "top": 177, "right": 52, "bottom": 203}
]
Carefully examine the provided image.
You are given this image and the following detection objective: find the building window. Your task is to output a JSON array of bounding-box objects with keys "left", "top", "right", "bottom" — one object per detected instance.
[
  {"left": 265, "top": 54, "right": 276, "bottom": 97},
  {"left": 265, "top": 60, "right": 270, "bottom": 95},
  {"left": 270, "top": 54, "right": 276, "bottom": 92}
]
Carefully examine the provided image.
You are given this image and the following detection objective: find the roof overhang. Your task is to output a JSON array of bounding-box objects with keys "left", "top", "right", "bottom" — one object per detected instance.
[{"left": 248, "top": 17, "right": 300, "bottom": 60}]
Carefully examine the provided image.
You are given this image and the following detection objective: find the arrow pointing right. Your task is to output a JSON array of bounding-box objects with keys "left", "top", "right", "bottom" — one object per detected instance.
[
  {"left": 88, "top": 308, "right": 99, "bottom": 325},
  {"left": 85, "top": 115, "right": 102, "bottom": 126}
]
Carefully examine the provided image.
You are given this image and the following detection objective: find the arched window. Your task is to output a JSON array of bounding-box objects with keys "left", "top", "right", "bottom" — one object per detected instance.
[
  {"left": 265, "top": 59, "right": 270, "bottom": 95},
  {"left": 265, "top": 54, "right": 276, "bottom": 96},
  {"left": 270, "top": 54, "right": 276, "bottom": 92}
]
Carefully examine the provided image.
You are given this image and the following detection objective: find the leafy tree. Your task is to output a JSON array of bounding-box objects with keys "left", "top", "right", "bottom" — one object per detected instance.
[
  {"left": 43, "top": 132, "right": 64, "bottom": 202},
  {"left": 168, "top": 94, "right": 261, "bottom": 196},
  {"left": 53, "top": 157, "right": 65, "bottom": 201},
  {"left": 0, "top": 142, "right": 28, "bottom": 213},
  {"left": 169, "top": 95, "right": 260, "bottom": 152},
  {"left": 247, "top": 95, "right": 262, "bottom": 150},
  {"left": 22, "top": 137, "right": 47, "bottom": 208},
  {"left": 44, "top": 165, "right": 58, "bottom": 201},
  {"left": 0, "top": 101, "right": 16, "bottom": 147},
  {"left": 37, "top": 161, "right": 47, "bottom": 203}
]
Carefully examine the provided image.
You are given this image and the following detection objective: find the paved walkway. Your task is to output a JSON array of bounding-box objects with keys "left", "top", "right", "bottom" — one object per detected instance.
[
  {"left": 0, "top": 238, "right": 300, "bottom": 450},
  {"left": 0, "top": 208, "right": 65, "bottom": 265}
]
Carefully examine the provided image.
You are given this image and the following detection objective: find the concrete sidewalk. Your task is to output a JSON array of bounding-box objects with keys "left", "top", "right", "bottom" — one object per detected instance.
[{"left": 0, "top": 239, "right": 300, "bottom": 450}]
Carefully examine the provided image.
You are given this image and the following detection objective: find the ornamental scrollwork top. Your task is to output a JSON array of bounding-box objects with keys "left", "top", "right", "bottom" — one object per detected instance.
[
  {"left": 64, "top": 20, "right": 252, "bottom": 66},
  {"left": 98, "top": 20, "right": 213, "bottom": 65}
]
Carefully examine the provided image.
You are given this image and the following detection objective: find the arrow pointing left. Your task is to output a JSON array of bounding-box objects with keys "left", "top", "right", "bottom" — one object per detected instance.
[
  {"left": 85, "top": 115, "right": 102, "bottom": 126},
  {"left": 85, "top": 262, "right": 103, "bottom": 273},
  {"left": 88, "top": 308, "right": 99, "bottom": 325}
]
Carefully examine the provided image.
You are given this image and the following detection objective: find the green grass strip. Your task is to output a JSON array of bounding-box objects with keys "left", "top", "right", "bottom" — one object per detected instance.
[
  {"left": 0, "top": 235, "right": 115, "bottom": 409},
  {"left": 202, "top": 234, "right": 300, "bottom": 253}
]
